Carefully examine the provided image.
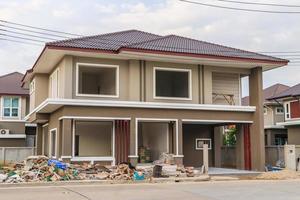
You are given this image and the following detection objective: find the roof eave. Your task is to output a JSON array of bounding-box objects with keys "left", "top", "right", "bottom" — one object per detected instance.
[{"left": 120, "top": 47, "right": 289, "bottom": 65}]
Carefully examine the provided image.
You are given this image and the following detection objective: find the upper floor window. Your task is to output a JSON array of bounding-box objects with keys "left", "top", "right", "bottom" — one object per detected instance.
[
  {"left": 76, "top": 63, "right": 119, "bottom": 98},
  {"left": 154, "top": 67, "right": 192, "bottom": 100},
  {"left": 264, "top": 107, "right": 268, "bottom": 115},
  {"left": 29, "top": 79, "right": 35, "bottom": 94},
  {"left": 50, "top": 68, "right": 59, "bottom": 98},
  {"left": 275, "top": 107, "right": 284, "bottom": 115},
  {"left": 285, "top": 102, "right": 290, "bottom": 120},
  {"left": 3, "top": 97, "right": 19, "bottom": 118}
]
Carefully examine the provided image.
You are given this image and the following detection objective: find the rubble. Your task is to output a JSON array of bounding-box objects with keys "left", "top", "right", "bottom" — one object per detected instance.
[
  {"left": 0, "top": 154, "right": 206, "bottom": 184},
  {"left": 0, "top": 156, "right": 136, "bottom": 183}
]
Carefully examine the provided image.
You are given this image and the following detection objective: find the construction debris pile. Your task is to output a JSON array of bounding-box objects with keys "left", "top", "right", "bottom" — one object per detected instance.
[
  {"left": 0, "top": 156, "right": 136, "bottom": 183},
  {"left": 0, "top": 154, "right": 204, "bottom": 184}
]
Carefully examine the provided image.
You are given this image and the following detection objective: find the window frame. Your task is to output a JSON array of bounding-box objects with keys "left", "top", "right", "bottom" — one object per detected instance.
[
  {"left": 49, "top": 128, "right": 57, "bottom": 159},
  {"left": 285, "top": 102, "right": 291, "bottom": 120},
  {"left": 1, "top": 96, "right": 21, "bottom": 119},
  {"left": 195, "top": 138, "right": 212, "bottom": 150},
  {"left": 76, "top": 63, "right": 120, "bottom": 98},
  {"left": 275, "top": 107, "right": 284, "bottom": 115},
  {"left": 264, "top": 107, "right": 268, "bottom": 115},
  {"left": 50, "top": 68, "right": 59, "bottom": 98},
  {"left": 29, "top": 79, "right": 35, "bottom": 95},
  {"left": 153, "top": 67, "right": 192, "bottom": 100},
  {"left": 71, "top": 119, "right": 115, "bottom": 164}
]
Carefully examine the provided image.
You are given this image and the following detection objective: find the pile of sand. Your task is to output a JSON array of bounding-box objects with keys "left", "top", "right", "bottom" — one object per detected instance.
[{"left": 256, "top": 170, "right": 300, "bottom": 180}]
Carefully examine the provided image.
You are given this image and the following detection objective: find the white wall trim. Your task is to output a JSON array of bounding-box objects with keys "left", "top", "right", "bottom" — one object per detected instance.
[
  {"left": 70, "top": 157, "right": 114, "bottom": 162},
  {"left": 25, "top": 99, "right": 256, "bottom": 121},
  {"left": 59, "top": 116, "right": 131, "bottom": 121},
  {"left": 182, "top": 119, "right": 253, "bottom": 124},
  {"left": 75, "top": 62, "right": 120, "bottom": 98},
  {"left": 49, "top": 128, "right": 58, "bottom": 159},
  {"left": 277, "top": 120, "right": 300, "bottom": 126},
  {"left": 153, "top": 67, "right": 192, "bottom": 101},
  {"left": 0, "top": 134, "right": 26, "bottom": 139}
]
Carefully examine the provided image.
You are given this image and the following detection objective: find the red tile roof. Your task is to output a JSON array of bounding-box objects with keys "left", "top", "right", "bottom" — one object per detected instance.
[
  {"left": 268, "top": 83, "right": 300, "bottom": 100},
  {"left": 47, "top": 30, "right": 287, "bottom": 63},
  {"left": 242, "top": 83, "right": 290, "bottom": 105},
  {"left": 0, "top": 72, "right": 29, "bottom": 96}
]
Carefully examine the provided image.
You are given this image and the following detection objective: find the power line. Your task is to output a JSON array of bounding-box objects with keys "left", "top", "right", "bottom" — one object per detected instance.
[
  {"left": 0, "top": 24, "right": 71, "bottom": 39},
  {"left": 179, "top": 0, "right": 300, "bottom": 14},
  {"left": 0, "top": 19, "right": 83, "bottom": 37},
  {"left": 0, "top": 34, "right": 47, "bottom": 43},
  {"left": 213, "top": 0, "right": 300, "bottom": 8},
  {"left": 0, "top": 38, "right": 43, "bottom": 46},
  {"left": 0, "top": 29, "right": 60, "bottom": 41}
]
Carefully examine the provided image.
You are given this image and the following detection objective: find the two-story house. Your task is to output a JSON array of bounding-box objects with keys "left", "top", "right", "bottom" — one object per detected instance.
[
  {"left": 268, "top": 84, "right": 300, "bottom": 145},
  {"left": 242, "top": 84, "right": 290, "bottom": 146},
  {"left": 22, "top": 30, "right": 288, "bottom": 171},
  {"left": 0, "top": 72, "right": 36, "bottom": 147}
]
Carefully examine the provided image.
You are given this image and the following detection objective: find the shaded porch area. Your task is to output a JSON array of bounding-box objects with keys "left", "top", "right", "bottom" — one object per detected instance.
[{"left": 182, "top": 121, "right": 252, "bottom": 170}]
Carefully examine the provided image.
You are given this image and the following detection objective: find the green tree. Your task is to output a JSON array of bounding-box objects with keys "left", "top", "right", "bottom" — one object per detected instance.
[{"left": 223, "top": 127, "right": 237, "bottom": 146}]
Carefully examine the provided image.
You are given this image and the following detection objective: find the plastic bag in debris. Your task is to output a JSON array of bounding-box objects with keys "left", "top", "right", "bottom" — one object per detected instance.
[
  {"left": 133, "top": 171, "right": 145, "bottom": 181},
  {"left": 48, "top": 160, "right": 67, "bottom": 170}
]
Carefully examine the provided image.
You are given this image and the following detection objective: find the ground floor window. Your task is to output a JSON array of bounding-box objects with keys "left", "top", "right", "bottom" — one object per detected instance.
[
  {"left": 74, "top": 121, "right": 113, "bottom": 157},
  {"left": 138, "top": 121, "right": 171, "bottom": 163},
  {"left": 49, "top": 129, "right": 57, "bottom": 158},
  {"left": 275, "top": 134, "right": 287, "bottom": 146}
]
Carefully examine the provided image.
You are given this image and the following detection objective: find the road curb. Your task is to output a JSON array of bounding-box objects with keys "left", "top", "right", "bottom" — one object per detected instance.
[{"left": 0, "top": 175, "right": 211, "bottom": 188}]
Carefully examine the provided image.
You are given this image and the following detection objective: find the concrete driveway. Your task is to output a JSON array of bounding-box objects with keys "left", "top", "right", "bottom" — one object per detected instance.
[{"left": 1, "top": 180, "right": 300, "bottom": 200}]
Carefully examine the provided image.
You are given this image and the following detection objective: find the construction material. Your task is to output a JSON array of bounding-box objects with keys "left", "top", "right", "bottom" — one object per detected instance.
[
  {"left": 255, "top": 170, "right": 300, "bottom": 180},
  {"left": 0, "top": 156, "right": 136, "bottom": 183},
  {"left": 138, "top": 147, "right": 151, "bottom": 163}
]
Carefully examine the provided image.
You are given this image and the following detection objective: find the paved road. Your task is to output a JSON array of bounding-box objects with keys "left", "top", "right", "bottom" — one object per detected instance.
[{"left": 1, "top": 180, "right": 300, "bottom": 200}]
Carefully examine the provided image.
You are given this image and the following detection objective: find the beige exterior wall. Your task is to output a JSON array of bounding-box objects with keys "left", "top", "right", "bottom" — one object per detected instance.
[
  {"left": 287, "top": 126, "right": 300, "bottom": 144},
  {"left": 264, "top": 105, "right": 285, "bottom": 127},
  {"left": 29, "top": 55, "right": 251, "bottom": 111},
  {"left": 30, "top": 74, "right": 49, "bottom": 112}
]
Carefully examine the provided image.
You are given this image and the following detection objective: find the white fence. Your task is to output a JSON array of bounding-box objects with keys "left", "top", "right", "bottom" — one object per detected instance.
[{"left": 0, "top": 147, "right": 36, "bottom": 165}]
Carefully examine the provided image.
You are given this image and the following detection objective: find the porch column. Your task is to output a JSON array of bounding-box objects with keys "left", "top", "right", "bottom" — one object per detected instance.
[
  {"left": 61, "top": 119, "right": 72, "bottom": 162},
  {"left": 129, "top": 118, "right": 138, "bottom": 166},
  {"left": 36, "top": 124, "right": 43, "bottom": 155},
  {"left": 266, "top": 130, "right": 272, "bottom": 146},
  {"left": 249, "top": 67, "right": 265, "bottom": 171},
  {"left": 174, "top": 119, "right": 183, "bottom": 165},
  {"left": 214, "top": 126, "right": 223, "bottom": 167},
  {"left": 236, "top": 125, "right": 245, "bottom": 169}
]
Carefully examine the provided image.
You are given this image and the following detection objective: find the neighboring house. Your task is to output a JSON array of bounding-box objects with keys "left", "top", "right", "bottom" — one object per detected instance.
[
  {"left": 22, "top": 30, "right": 288, "bottom": 171},
  {"left": 0, "top": 72, "right": 36, "bottom": 147},
  {"left": 242, "top": 84, "right": 290, "bottom": 146},
  {"left": 268, "top": 84, "right": 300, "bottom": 145}
]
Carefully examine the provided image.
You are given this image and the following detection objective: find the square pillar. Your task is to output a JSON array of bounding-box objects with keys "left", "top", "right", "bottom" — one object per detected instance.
[
  {"left": 36, "top": 124, "right": 43, "bottom": 155},
  {"left": 249, "top": 67, "right": 265, "bottom": 171},
  {"left": 129, "top": 118, "right": 138, "bottom": 166},
  {"left": 214, "top": 126, "right": 223, "bottom": 167},
  {"left": 174, "top": 119, "right": 183, "bottom": 165},
  {"left": 61, "top": 119, "right": 73, "bottom": 162},
  {"left": 236, "top": 125, "right": 245, "bottom": 169}
]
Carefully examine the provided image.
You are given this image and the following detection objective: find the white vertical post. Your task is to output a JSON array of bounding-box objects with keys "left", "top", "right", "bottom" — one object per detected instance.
[
  {"left": 203, "top": 144, "right": 209, "bottom": 174},
  {"left": 2, "top": 147, "right": 6, "bottom": 165}
]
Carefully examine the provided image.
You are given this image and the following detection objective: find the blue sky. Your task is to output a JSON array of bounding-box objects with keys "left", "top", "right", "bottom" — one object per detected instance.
[{"left": 0, "top": 0, "right": 300, "bottom": 96}]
